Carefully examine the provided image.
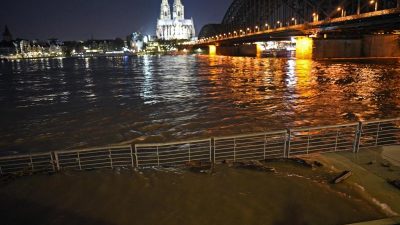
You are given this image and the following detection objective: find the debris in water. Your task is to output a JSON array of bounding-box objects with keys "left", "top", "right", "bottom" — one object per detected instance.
[
  {"left": 234, "top": 160, "right": 276, "bottom": 173},
  {"left": 333, "top": 171, "right": 352, "bottom": 184},
  {"left": 342, "top": 112, "right": 357, "bottom": 120},
  {"left": 186, "top": 161, "right": 212, "bottom": 174},
  {"left": 290, "top": 158, "right": 324, "bottom": 168},
  {"left": 257, "top": 86, "right": 266, "bottom": 92},
  {"left": 388, "top": 180, "right": 400, "bottom": 190}
]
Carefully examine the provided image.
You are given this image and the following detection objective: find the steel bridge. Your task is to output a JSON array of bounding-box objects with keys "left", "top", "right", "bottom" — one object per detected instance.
[{"left": 196, "top": 0, "right": 400, "bottom": 45}]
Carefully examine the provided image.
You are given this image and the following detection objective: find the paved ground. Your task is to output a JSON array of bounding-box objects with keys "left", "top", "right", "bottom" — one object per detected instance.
[{"left": 309, "top": 145, "right": 400, "bottom": 224}]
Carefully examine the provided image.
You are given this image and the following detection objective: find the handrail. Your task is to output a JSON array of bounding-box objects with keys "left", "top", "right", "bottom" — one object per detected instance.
[
  {"left": 135, "top": 138, "right": 211, "bottom": 148},
  {"left": 290, "top": 123, "right": 359, "bottom": 132},
  {"left": 0, "top": 117, "right": 399, "bottom": 175},
  {"left": 214, "top": 130, "right": 286, "bottom": 140}
]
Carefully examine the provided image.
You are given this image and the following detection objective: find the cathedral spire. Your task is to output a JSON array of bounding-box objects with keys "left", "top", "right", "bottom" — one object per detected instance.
[
  {"left": 173, "top": 0, "right": 184, "bottom": 20},
  {"left": 3, "top": 25, "right": 12, "bottom": 42},
  {"left": 160, "top": 0, "right": 171, "bottom": 20}
]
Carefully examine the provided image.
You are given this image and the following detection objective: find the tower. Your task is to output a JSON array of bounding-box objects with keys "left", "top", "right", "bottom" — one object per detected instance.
[
  {"left": 173, "top": 0, "right": 184, "bottom": 20},
  {"left": 160, "top": 0, "right": 171, "bottom": 20},
  {"left": 3, "top": 25, "right": 12, "bottom": 42}
]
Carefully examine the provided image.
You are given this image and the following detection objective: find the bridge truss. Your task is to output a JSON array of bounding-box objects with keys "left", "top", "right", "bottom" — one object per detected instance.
[{"left": 199, "top": 0, "right": 400, "bottom": 38}]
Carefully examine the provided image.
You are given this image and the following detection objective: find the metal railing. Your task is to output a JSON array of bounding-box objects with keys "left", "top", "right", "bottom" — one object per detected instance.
[
  {"left": 359, "top": 118, "right": 400, "bottom": 150},
  {"left": 0, "top": 118, "right": 399, "bottom": 176},
  {"left": 135, "top": 139, "right": 212, "bottom": 168},
  {"left": 288, "top": 123, "right": 359, "bottom": 156},
  {"left": 0, "top": 152, "right": 54, "bottom": 175},
  {"left": 54, "top": 145, "right": 133, "bottom": 171},
  {"left": 214, "top": 131, "right": 287, "bottom": 163}
]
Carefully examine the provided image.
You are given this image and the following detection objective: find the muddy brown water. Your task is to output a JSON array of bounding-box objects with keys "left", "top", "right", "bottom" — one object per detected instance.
[
  {"left": 1, "top": 56, "right": 400, "bottom": 154},
  {"left": 0, "top": 162, "right": 386, "bottom": 225}
]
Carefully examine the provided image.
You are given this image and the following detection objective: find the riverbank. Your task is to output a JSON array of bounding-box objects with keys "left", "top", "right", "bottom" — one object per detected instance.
[{"left": 1, "top": 146, "right": 399, "bottom": 225}]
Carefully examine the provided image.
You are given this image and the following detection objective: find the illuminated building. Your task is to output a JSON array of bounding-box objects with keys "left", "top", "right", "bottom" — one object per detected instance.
[
  {"left": 129, "top": 32, "right": 145, "bottom": 52},
  {"left": 156, "top": 0, "right": 195, "bottom": 40}
]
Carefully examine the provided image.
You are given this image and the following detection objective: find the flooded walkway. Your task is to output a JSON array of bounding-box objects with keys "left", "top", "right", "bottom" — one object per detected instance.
[{"left": 2, "top": 147, "right": 400, "bottom": 225}]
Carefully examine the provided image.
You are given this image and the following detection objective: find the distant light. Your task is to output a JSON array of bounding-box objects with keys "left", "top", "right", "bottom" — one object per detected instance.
[{"left": 209, "top": 45, "right": 216, "bottom": 56}]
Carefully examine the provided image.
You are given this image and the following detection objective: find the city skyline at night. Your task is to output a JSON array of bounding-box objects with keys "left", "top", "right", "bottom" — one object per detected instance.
[{"left": 0, "top": 0, "right": 232, "bottom": 40}]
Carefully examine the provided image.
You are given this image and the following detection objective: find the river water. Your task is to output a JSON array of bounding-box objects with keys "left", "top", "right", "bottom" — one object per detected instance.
[{"left": 0, "top": 55, "right": 399, "bottom": 153}]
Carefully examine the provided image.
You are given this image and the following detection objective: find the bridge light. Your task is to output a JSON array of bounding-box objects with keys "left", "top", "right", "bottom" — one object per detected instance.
[
  {"left": 337, "top": 7, "right": 345, "bottom": 16},
  {"left": 370, "top": 0, "right": 378, "bottom": 11}
]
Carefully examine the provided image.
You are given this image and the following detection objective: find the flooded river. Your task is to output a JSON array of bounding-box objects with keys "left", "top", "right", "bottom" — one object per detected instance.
[{"left": 0, "top": 55, "right": 399, "bottom": 153}]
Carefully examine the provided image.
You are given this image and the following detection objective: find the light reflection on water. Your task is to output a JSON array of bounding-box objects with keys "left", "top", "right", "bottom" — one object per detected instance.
[{"left": 0, "top": 55, "right": 399, "bottom": 153}]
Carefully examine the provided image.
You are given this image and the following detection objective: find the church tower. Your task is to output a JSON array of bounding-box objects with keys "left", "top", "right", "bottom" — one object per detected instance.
[
  {"left": 173, "top": 0, "right": 184, "bottom": 20},
  {"left": 160, "top": 0, "right": 171, "bottom": 20},
  {"left": 2, "top": 26, "right": 12, "bottom": 42}
]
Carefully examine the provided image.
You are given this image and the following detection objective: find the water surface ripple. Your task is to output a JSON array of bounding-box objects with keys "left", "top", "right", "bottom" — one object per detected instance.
[{"left": 0, "top": 56, "right": 399, "bottom": 153}]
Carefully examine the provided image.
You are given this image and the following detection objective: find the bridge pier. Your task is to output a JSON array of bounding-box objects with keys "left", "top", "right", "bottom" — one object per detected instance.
[
  {"left": 209, "top": 44, "right": 262, "bottom": 57},
  {"left": 299, "top": 34, "right": 400, "bottom": 59}
]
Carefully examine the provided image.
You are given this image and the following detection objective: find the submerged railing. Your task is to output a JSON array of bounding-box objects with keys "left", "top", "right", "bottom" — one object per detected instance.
[{"left": 0, "top": 118, "right": 399, "bottom": 176}]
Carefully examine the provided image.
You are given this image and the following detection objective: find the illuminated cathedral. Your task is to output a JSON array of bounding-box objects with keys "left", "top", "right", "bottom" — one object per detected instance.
[{"left": 156, "top": 0, "right": 195, "bottom": 40}]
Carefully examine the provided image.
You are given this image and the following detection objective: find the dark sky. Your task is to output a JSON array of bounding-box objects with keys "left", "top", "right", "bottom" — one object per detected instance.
[{"left": 0, "top": 0, "right": 232, "bottom": 41}]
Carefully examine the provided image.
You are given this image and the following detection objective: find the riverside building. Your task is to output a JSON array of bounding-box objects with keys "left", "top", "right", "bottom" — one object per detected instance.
[{"left": 156, "top": 0, "right": 195, "bottom": 40}]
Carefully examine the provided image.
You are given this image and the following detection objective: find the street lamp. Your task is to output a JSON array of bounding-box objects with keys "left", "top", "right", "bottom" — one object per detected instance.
[
  {"left": 291, "top": 17, "right": 297, "bottom": 25},
  {"left": 370, "top": 0, "right": 378, "bottom": 11},
  {"left": 255, "top": 26, "right": 259, "bottom": 32},
  {"left": 337, "top": 7, "right": 346, "bottom": 17},
  {"left": 312, "top": 12, "right": 319, "bottom": 22},
  {"left": 277, "top": 21, "right": 282, "bottom": 28},
  {"left": 265, "top": 23, "right": 269, "bottom": 30},
  {"left": 246, "top": 27, "right": 251, "bottom": 34},
  {"left": 234, "top": 31, "right": 238, "bottom": 37}
]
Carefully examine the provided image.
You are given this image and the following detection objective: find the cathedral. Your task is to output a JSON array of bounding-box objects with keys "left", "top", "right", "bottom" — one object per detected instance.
[{"left": 156, "top": 0, "right": 195, "bottom": 40}]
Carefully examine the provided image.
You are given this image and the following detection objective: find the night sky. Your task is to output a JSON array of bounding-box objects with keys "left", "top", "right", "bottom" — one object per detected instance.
[{"left": 0, "top": 0, "right": 232, "bottom": 41}]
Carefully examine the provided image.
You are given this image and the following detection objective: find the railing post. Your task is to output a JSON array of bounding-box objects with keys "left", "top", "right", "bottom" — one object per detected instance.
[
  {"left": 54, "top": 151, "right": 61, "bottom": 171},
  {"left": 29, "top": 154, "right": 34, "bottom": 172},
  {"left": 50, "top": 152, "right": 56, "bottom": 172},
  {"left": 188, "top": 143, "right": 191, "bottom": 162},
  {"left": 285, "top": 129, "right": 291, "bottom": 158},
  {"left": 134, "top": 145, "right": 139, "bottom": 168},
  {"left": 233, "top": 138, "right": 236, "bottom": 162},
  {"left": 109, "top": 148, "right": 113, "bottom": 169},
  {"left": 77, "top": 152, "right": 82, "bottom": 170},
  {"left": 129, "top": 145, "right": 134, "bottom": 168},
  {"left": 375, "top": 122, "right": 381, "bottom": 146},
  {"left": 353, "top": 122, "right": 362, "bottom": 153},
  {"left": 156, "top": 146, "right": 160, "bottom": 167},
  {"left": 306, "top": 130, "right": 310, "bottom": 155},
  {"left": 263, "top": 134, "right": 267, "bottom": 160},
  {"left": 334, "top": 129, "right": 339, "bottom": 152},
  {"left": 212, "top": 139, "right": 216, "bottom": 164}
]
